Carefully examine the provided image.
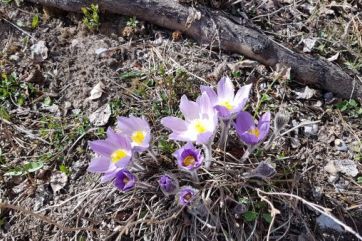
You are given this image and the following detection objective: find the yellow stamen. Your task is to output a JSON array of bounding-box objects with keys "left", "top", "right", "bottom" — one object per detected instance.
[
  {"left": 194, "top": 120, "right": 207, "bottom": 134},
  {"left": 219, "top": 100, "right": 233, "bottom": 110},
  {"left": 248, "top": 128, "right": 260, "bottom": 137},
  {"left": 131, "top": 131, "right": 145, "bottom": 145},
  {"left": 183, "top": 155, "right": 195, "bottom": 167},
  {"left": 111, "top": 149, "right": 128, "bottom": 163}
]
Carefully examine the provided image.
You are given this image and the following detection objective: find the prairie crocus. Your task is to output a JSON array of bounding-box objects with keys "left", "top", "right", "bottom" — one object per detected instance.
[
  {"left": 117, "top": 115, "right": 151, "bottom": 152},
  {"left": 159, "top": 174, "right": 179, "bottom": 195},
  {"left": 161, "top": 92, "right": 218, "bottom": 145},
  {"left": 235, "top": 111, "right": 271, "bottom": 145},
  {"left": 87, "top": 128, "right": 132, "bottom": 181},
  {"left": 178, "top": 186, "right": 198, "bottom": 206},
  {"left": 114, "top": 169, "right": 136, "bottom": 192},
  {"left": 201, "top": 77, "right": 252, "bottom": 119},
  {"left": 173, "top": 143, "right": 203, "bottom": 171}
]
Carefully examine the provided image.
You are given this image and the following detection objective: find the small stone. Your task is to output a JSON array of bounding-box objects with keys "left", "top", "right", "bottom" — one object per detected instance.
[
  {"left": 334, "top": 139, "right": 348, "bottom": 151},
  {"left": 304, "top": 124, "right": 318, "bottom": 136}
]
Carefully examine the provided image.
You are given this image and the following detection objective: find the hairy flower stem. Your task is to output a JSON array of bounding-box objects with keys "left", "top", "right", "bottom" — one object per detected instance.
[
  {"left": 190, "top": 170, "right": 199, "bottom": 183},
  {"left": 218, "top": 119, "right": 231, "bottom": 150},
  {"left": 240, "top": 144, "right": 258, "bottom": 162},
  {"left": 264, "top": 131, "right": 278, "bottom": 150},
  {"left": 147, "top": 149, "right": 158, "bottom": 162},
  {"left": 203, "top": 141, "right": 213, "bottom": 169}
]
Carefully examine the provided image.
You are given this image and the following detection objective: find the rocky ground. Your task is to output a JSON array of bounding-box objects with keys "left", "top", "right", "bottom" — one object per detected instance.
[{"left": 0, "top": 1, "right": 361, "bottom": 240}]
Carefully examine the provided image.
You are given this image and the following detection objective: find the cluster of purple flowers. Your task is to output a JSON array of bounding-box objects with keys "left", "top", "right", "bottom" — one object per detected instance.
[
  {"left": 87, "top": 116, "right": 151, "bottom": 191},
  {"left": 87, "top": 76, "right": 271, "bottom": 207}
]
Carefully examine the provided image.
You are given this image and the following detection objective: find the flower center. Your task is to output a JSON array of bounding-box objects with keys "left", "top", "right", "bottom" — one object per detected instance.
[
  {"left": 183, "top": 155, "right": 196, "bottom": 167},
  {"left": 184, "top": 193, "right": 192, "bottom": 201},
  {"left": 248, "top": 128, "right": 260, "bottom": 137},
  {"left": 131, "top": 131, "right": 145, "bottom": 145},
  {"left": 219, "top": 100, "right": 233, "bottom": 110},
  {"left": 193, "top": 120, "right": 207, "bottom": 134},
  {"left": 111, "top": 149, "right": 128, "bottom": 163},
  {"left": 123, "top": 177, "right": 129, "bottom": 184}
]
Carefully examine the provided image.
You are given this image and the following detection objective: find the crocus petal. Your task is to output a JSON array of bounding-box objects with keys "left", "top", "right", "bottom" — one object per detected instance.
[
  {"left": 257, "top": 112, "right": 271, "bottom": 141},
  {"left": 217, "top": 77, "right": 234, "bottom": 99},
  {"left": 196, "top": 131, "right": 213, "bottom": 145},
  {"left": 161, "top": 117, "right": 188, "bottom": 132},
  {"left": 117, "top": 117, "right": 138, "bottom": 135},
  {"left": 234, "top": 111, "right": 255, "bottom": 135},
  {"left": 87, "top": 156, "right": 111, "bottom": 173},
  {"left": 200, "top": 85, "right": 218, "bottom": 106},
  {"left": 180, "top": 95, "right": 200, "bottom": 120},
  {"left": 233, "top": 84, "right": 252, "bottom": 110},
  {"left": 100, "top": 169, "right": 118, "bottom": 183},
  {"left": 196, "top": 92, "right": 213, "bottom": 115},
  {"left": 215, "top": 105, "right": 232, "bottom": 119},
  {"left": 88, "top": 140, "right": 115, "bottom": 156},
  {"left": 239, "top": 132, "right": 259, "bottom": 145}
]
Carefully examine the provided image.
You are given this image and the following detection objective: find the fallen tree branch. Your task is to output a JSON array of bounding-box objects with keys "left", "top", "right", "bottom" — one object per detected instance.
[{"left": 26, "top": 0, "right": 362, "bottom": 100}]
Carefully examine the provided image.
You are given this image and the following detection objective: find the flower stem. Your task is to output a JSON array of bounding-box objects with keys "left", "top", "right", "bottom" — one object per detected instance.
[
  {"left": 147, "top": 149, "right": 158, "bottom": 162},
  {"left": 240, "top": 144, "right": 258, "bottom": 162},
  {"left": 190, "top": 170, "right": 199, "bottom": 183},
  {"left": 218, "top": 119, "right": 231, "bottom": 150},
  {"left": 203, "top": 141, "right": 213, "bottom": 169}
]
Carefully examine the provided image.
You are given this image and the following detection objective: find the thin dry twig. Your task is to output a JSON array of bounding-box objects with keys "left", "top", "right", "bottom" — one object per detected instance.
[
  {"left": 0, "top": 117, "right": 51, "bottom": 145},
  {"left": 256, "top": 189, "right": 362, "bottom": 241},
  {"left": 0, "top": 202, "right": 106, "bottom": 234}
]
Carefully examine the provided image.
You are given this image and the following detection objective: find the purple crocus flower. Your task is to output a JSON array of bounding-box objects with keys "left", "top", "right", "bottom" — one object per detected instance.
[
  {"left": 87, "top": 128, "right": 132, "bottom": 181},
  {"left": 159, "top": 174, "right": 179, "bottom": 195},
  {"left": 114, "top": 169, "right": 136, "bottom": 192},
  {"left": 234, "top": 111, "right": 271, "bottom": 145},
  {"left": 173, "top": 143, "right": 203, "bottom": 171},
  {"left": 161, "top": 92, "right": 218, "bottom": 144},
  {"left": 117, "top": 115, "right": 151, "bottom": 152},
  {"left": 201, "top": 77, "right": 252, "bottom": 119},
  {"left": 178, "top": 186, "right": 198, "bottom": 206}
]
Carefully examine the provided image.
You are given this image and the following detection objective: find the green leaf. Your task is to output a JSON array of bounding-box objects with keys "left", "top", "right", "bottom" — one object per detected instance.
[
  {"left": 31, "top": 15, "right": 39, "bottom": 29},
  {"left": 119, "top": 71, "right": 144, "bottom": 80},
  {"left": 23, "top": 161, "right": 44, "bottom": 173},
  {"left": 43, "top": 96, "right": 52, "bottom": 106},
  {"left": 262, "top": 213, "right": 272, "bottom": 224},
  {"left": 243, "top": 211, "right": 258, "bottom": 222},
  {"left": 357, "top": 177, "right": 362, "bottom": 184},
  {"left": 4, "top": 167, "right": 23, "bottom": 176},
  {"left": 59, "top": 164, "right": 70, "bottom": 175},
  {"left": 0, "top": 106, "right": 10, "bottom": 120}
]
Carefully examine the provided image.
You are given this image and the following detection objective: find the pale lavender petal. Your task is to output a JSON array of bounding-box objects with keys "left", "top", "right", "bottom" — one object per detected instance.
[
  {"left": 88, "top": 140, "right": 115, "bottom": 156},
  {"left": 233, "top": 84, "right": 252, "bottom": 111},
  {"left": 196, "top": 131, "right": 213, "bottom": 145},
  {"left": 117, "top": 117, "right": 138, "bottom": 135},
  {"left": 169, "top": 132, "right": 194, "bottom": 142},
  {"left": 200, "top": 86, "right": 218, "bottom": 106},
  {"left": 234, "top": 111, "right": 255, "bottom": 135},
  {"left": 197, "top": 92, "right": 213, "bottom": 115},
  {"left": 161, "top": 117, "right": 187, "bottom": 132},
  {"left": 100, "top": 169, "right": 118, "bottom": 183},
  {"left": 114, "top": 155, "right": 132, "bottom": 168},
  {"left": 87, "top": 156, "right": 111, "bottom": 173},
  {"left": 180, "top": 95, "right": 200, "bottom": 120},
  {"left": 217, "top": 77, "right": 234, "bottom": 99},
  {"left": 257, "top": 112, "right": 271, "bottom": 141},
  {"left": 215, "top": 105, "right": 232, "bottom": 119}
]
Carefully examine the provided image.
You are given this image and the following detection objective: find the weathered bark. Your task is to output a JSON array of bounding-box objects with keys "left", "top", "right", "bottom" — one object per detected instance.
[{"left": 27, "top": 0, "right": 362, "bottom": 100}]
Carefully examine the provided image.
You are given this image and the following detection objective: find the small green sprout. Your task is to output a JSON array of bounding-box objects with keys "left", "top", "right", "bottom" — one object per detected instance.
[
  {"left": 81, "top": 4, "right": 100, "bottom": 31},
  {"left": 31, "top": 15, "right": 40, "bottom": 29},
  {"left": 126, "top": 16, "right": 139, "bottom": 29}
]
